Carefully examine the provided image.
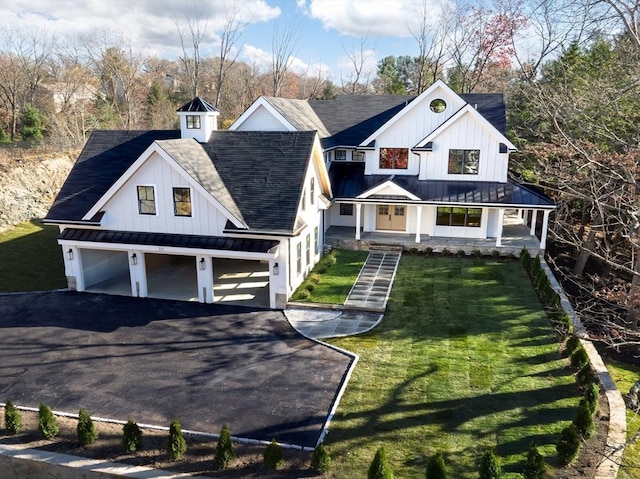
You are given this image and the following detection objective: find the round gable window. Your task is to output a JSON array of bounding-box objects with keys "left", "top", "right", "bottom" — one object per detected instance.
[{"left": 430, "top": 98, "right": 447, "bottom": 113}]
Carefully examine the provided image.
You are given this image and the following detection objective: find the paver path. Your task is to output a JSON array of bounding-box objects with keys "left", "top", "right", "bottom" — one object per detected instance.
[{"left": 344, "top": 250, "right": 401, "bottom": 310}]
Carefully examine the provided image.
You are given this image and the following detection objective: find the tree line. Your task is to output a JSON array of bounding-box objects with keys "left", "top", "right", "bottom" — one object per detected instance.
[{"left": 0, "top": 0, "right": 638, "bottom": 352}]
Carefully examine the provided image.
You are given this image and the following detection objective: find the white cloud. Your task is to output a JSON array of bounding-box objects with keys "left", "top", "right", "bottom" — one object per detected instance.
[
  {"left": 241, "top": 44, "right": 272, "bottom": 71},
  {"left": 305, "top": 0, "right": 452, "bottom": 37}
]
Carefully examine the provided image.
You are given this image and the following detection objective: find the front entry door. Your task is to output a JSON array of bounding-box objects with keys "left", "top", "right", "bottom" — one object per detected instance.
[{"left": 376, "top": 205, "right": 406, "bottom": 231}]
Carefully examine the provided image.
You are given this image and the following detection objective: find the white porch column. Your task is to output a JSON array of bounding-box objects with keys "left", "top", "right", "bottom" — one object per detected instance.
[
  {"left": 540, "top": 210, "right": 551, "bottom": 250},
  {"left": 355, "top": 203, "right": 362, "bottom": 240},
  {"left": 415, "top": 205, "right": 423, "bottom": 243},
  {"left": 196, "top": 256, "right": 213, "bottom": 303},
  {"left": 129, "top": 251, "right": 147, "bottom": 298},
  {"left": 529, "top": 210, "right": 538, "bottom": 235},
  {"left": 495, "top": 208, "right": 505, "bottom": 247}
]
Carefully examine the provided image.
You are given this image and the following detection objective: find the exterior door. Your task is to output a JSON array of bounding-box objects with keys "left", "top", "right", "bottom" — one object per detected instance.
[{"left": 376, "top": 205, "right": 406, "bottom": 231}]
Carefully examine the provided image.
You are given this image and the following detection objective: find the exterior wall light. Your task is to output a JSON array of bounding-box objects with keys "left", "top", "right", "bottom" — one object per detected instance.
[
  {"left": 67, "top": 248, "right": 74, "bottom": 260},
  {"left": 130, "top": 253, "right": 137, "bottom": 266},
  {"left": 199, "top": 258, "right": 206, "bottom": 270},
  {"left": 273, "top": 262, "right": 279, "bottom": 276}
]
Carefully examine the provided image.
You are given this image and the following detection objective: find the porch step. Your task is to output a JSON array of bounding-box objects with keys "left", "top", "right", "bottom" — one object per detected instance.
[{"left": 369, "top": 243, "right": 403, "bottom": 253}]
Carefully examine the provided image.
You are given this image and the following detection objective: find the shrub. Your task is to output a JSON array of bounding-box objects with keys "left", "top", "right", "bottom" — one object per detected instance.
[
  {"left": 368, "top": 446, "right": 393, "bottom": 479},
  {"left": 263, "top": 439, "right": 284, "bottom": 470},
  {"left": 297, "top": 288, "right": 311, "bottom": 300},
  {"left": 530, "top": 255, "right": 542, "bottom": 276},
  {"left": 4, "top": 400, "right": 21, "bottom": 434},
  {"left": 582, "top": 383, "right": 599, "bottom": 416},
  {"left": 456, "top": 249, "right": 466, "bottom": 257},
  {"left": 409, "top": 247, "right": 418, "bottom": 255},
  {"left": 425, "top": 451, "right": 447, "bottom": 479},
  {"left": 441, "top": 248, "right": 450, "bottom": 256},
  {"left": 570, "top": 346, "right": 590, "bottom": 371},
  {"left": 565, "top": 336, "right": 581, "bottom": 356},
  {"left": 324, "top": 253, "right": 337, "bottom": 266},
  {"left": 556, "top": 424, "right": 581, "bottom": 465},
  {"left": 0, "top": 127, "right": 11, "bottom": 145},
  {"left": 167, "top": 418, "right": 187, "bottom": 461},
  {"left": 472, "top": 249, "right": 482, "bottom": 257},
  {"left": 479, "top": 450, "right": 501, "bottom": 479},
  {"left": 491, "top": 249, "right": 501, "bottom": 258},
  {"left": 122, "top": 419, "right": 143, "bottom": 453},
  {"left": 315, "top": 263, "right": 328, "bottom": 274},
  {"left": 520, "top": 248, "right": 532, "bottom": 270},
  {"left": 38, "top": 403, "right": 59, "bottom": 439},
  {"left": 573, "top": 401, "right": 596, "bottom": 439},
  {"left": 311, "top": 443, "right": 331, "bottom": 473},
  {"left": 425, "top": 247, "right": 434, "bottom": 256},
  {"left": 576, "top": 365, "right": 596, "bottom": 386},
  {"left": 522, "top": 444, "right": 546, "bottom": 479},
  {"left": 304, "top": 282, "right": 315, "bottom": 292},
  {"left": 77, "top": 409, "right": 98, "bottom": 446},
  {"left": 309, "top": 273, "right": 320, "bottom": 284},
  {"left": 215, "top": 424, "right": 234, "bottom": 470}
]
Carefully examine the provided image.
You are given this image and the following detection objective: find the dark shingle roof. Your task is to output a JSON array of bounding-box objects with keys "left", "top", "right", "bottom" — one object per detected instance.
[
  {"left": 177, "top": 97, "right": 219, "bottom": 113},
  {"left": 202, "top": 130, "right": 316, "bottom": 233},
  {"left": 459, "top": 93, "right": 507, "bottom": 135},
  {"left": 329, "top": 162, "right": 554, "bottom": 208},
  {"left": 59, "top": 228, "right": 278, "bottom": 253},
  {"left": 45, "top": 130, "right": 181, "bottom": 222}
]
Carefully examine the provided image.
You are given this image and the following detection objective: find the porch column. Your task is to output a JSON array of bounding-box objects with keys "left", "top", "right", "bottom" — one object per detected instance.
[
  {"left": 355, "top": 203, "right": 362, "bottom": 240},
  {"left": 529, "top": 210, "right": 538, "bottom": 235},
  {"left": 196, "top": 256, "right": 213, "bottom": 303},
  {"left": 129, "top": 250, "right": 147, "bottom": 298},
  {"left": 540, "top": 210, "right": 551, "bottom": 250},
  {"left": 415, "top": 205, "right": 423, "bottom": 243},
  {"left": 495, "top": 208, "right": 505, "bottom": 247}
]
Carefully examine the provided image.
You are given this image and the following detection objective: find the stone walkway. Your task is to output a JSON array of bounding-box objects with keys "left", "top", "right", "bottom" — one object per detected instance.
[{"left": 286, "top": 249, "right": 401, "bottom": 339}]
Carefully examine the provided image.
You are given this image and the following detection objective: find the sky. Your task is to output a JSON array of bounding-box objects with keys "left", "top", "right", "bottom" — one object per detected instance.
[{"left": 0, "top": 0, "right": 452, "bottom": 83}]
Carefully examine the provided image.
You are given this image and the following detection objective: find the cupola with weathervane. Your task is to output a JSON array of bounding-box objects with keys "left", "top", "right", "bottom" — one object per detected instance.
[{"left": 177, "top": 97, "right": 219, "bottom": 143}]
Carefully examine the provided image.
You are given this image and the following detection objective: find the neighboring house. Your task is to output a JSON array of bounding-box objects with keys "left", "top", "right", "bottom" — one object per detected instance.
[
  {"left": 45, "top": 98, "right": 331, "bottom": 309},
  {"left": 231, "top": 80, "right": 554, "bottom": 250}
]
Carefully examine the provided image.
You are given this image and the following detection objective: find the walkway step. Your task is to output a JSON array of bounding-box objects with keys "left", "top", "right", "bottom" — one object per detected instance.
[{"left": 343, "top": 250, "right": 401, "bottom": 311}]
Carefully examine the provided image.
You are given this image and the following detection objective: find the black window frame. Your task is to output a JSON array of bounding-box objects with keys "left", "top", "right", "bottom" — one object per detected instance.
[
  {"left": 186, "top": 115, "right": 201, "bottom": 129},
  {"left": 172, "top": 187, "right": 192, "bottom": 217},
  {"left": 340, "top": 203, "right": 354, "bottom": 216},
  {"left": 137, "top": 185, "right": 156, "bottom": 215},
  {"left": 436, "top": 207, "right": 482, "bottom": 227},
  {"left": 448, "top": 149, "right": 480, "bottom": 175},
  {"left": 379, "top": 147, "right": 409, "bottom": 170}
]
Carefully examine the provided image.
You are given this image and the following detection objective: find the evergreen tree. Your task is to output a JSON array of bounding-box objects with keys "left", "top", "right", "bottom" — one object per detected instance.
[
  {"left": 425, "top": 451, "right": 447, "bottom": 479},
  {"left": 263, "top": 438, "right": 284, "bottom": 470},
  {"left": 167, "top": 418, "right": 187, "bottom": 461},
  {"left": 38, "top": 403, "right": 59, "bottom": 439},
  {"left": 368, "top": 446, "right": 394, "bottom": 479},
  {"left": 77, "top": 409, "right": 98, "bottom": 446},
  {"left": 122, "top": 418, "right": 143, "bottom": 453},
  {"left": 479, "top": 450, "right": 501, "bottom": 479},
  {"left": 214, "top": 424, "right": 234, "bottom": 469},
  {"left": 21, "top": 104, "right": 44, "bottom": 142},
  {"left": 4, "top": 400, "right": 22, "bottom": 434}
]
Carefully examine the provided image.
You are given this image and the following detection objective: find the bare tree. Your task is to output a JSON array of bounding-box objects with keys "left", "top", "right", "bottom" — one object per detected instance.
[
  {"left": 599, "top": 0, "right": 640, "bottom": 49},
  {"left": 213, "top": 2, "right": 247, "bottom": 108},
  {"left": 340, "top": 35, "right": 375, "bottom": 94},
  {"left": 176, "top": 1, "right": 210, "bottom": 98},
  {"left": 270, "top": 19, "right": 301, "bottom": 96}
]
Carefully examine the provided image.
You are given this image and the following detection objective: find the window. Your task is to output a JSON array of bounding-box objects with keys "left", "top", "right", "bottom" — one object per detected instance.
[
  {"left": 436, "top": 207, "right": 482, "bottom": 227},
  {"left": 340, "top": 203, "right": 354, "bottom": 216},
  {"left": 306, "top": 234, "right": 311, "bottom": 265},
  {"left": 448, "top": 149, "right": 479, "bottom": 175},
  {"left": 296, "top": 243, "right": 302, "bottom": 275},
  {"left": 353, "top": 151, "right": 365, "bottom": 161},
  {"left": 379, "top": 148, "right": 408, "bottom": 169},
  {"left": 314, "top": 226, "right": 319, "bottom": 255},
  {"left": 335, "top": 149, "right": 347, "bottom": 161},
  {"left": 394, "top": 206, "right": 405, "bottom": 216},
  {"left": 137, "top": 185, "right": 156, "bottom": 215},
  {"left": 301, "top": 188, "right": 306, "bottom": 211},
  {"left": 310, "top": 177, "right": 315, "bottom": 205},
  {"left": 186, "top": 115, "right": 200, "bottom": 129},
  {"left": 430, "top": 98, "right": 447, "bottom": 113},
  {"left": 173, "top": 187, "right": 192, "bottom": 217}
]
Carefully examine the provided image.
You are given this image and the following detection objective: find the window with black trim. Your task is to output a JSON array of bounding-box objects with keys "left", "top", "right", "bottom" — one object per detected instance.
[
  {"left": 340, "top": 203, "right": 354, "bottom": 216},
  {"left": 137, "top": 185, "right": 156, "bottom": 215},
  {"left": 436, "top": 207, "right": 482, "bottom": 227},
  {"left": 353, "top": 151, "right": 365, "bottom": 161},
  {"left": 186, "top": 115, "right": 201, "bottom": 129},
  {"left": 173, "top": 187, "right": 192, "bottom": 217},
  {"left": 448, "top": 149, "right": 479, "bottom": 174},
  {"left": 335, "top": 150, "right": 347, "bottom": 161},
  {"left": 379, "top": 147, "right": 408, "bottom": 169}
]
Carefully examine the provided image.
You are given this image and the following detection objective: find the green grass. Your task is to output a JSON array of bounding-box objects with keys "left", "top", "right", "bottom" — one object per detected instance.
[
  {"left": 0, "top": 220, "right": 66, "bottom": 292},
  {"left": 292, "top": 249, "right": 368, "bottom": 304},
  {"left": 604, "top": 358, "right": 640, "bottom": 479},
  {"left": 326, "top": 255, "right": 580, "bottom": 479}
]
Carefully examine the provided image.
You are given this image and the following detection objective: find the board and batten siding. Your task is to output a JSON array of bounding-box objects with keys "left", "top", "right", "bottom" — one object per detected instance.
[
  {"left": 234, "top": 105, "right": 290, "bottom": 131},
  {"left": 100, "top": 152, "right": 230, "bottom": 236}
]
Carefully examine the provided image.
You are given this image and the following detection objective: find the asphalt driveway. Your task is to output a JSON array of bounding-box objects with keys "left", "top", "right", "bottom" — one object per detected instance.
[{"left": 0, "top": 291, "right": 355, "bottom": 448}]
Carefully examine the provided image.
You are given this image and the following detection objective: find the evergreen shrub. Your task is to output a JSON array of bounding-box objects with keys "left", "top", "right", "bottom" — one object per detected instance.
[
  {"left": 4, "top": 400, "right": 21, "bottom": 434},
  {"left": 38, "top": 403, "right": 59, "bottom": 439},
  {"left": 263, "top": 438, "right": 284, "bottom": 470},
  {"left": 215, "top": 424, "right": 234, "bottom": 470},
  {"left": 522, "top": 444, "right": 546, "bottom": 479},
  {"left": 368, "top": 446, "right": 393, "bottom": 479},
  {"left": 305, "top": 282, "right": 315, "bottom": 292},
  {"left": 570, "top": 346, "right": 590, "bottom": 370},
  {"left": 519, "top": 248, "right": 532, "bottom": 270},
  {"left": 556, "top": 424, "right": 581, "bottom": 465},
  {"left": 167, "top": 418, "right": 187, "bottom": 461},
  {"left": 77, "top": 409, "right": 98, "bottom": 446},
  {"left": 573, "top": 401, "right": 596, "bottom": 439},
  {"left": 479, "top": 450, "right": 501, "bottom": 479},
  {"left": 311, "top": 443, "right": 331, "bottom": 473},
  {"left": 582, "top": 382, "right": 599, "bottom": 415},
  {"left": 122, "top": 419, "right": 143, "bottom": 453},
  {"left": 425, "top": 451, "right": 447, "bottom": 479},
  {"left": 565, "top": 336, "right": 581, "bottom": 356},
  {"left": 576, "top": 365, "right": 596, "bottom": 385}
]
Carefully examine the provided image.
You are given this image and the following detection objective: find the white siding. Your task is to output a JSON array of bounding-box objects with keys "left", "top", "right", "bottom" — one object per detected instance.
[
  {"left": 234, "top": 105, "right": 290, "bottom": 131},
  {"left": 100, "top": 152, "right": 230, "bottom": 235},
  {"left": 327, "top": 203, "right": 356, "bottom": 227}
]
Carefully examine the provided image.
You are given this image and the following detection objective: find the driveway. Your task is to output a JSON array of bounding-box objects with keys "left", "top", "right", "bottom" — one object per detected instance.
[{"left": 0, "top": 291, "right": 354, "bottom": 448}]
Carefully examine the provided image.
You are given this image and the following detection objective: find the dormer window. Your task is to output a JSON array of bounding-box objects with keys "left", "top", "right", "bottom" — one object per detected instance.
[
  {"left": 379, "top": 148, "right": 408, "bottom": 170},
  {"left": 448, "top": 149, "right": 479, "bottom": 175},
  {"left": 186, "top": 115, "right": 201, "bottom": 129}
]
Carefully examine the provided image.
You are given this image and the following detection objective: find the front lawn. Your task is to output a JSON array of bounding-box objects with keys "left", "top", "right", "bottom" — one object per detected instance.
[
  {"left": 0, "top": 220, "right": 66, "bottom": 292},
  {"left": 604, "top": 359, "right": 640, "bottom": 479},
  {"left": 327, "top": 255, "right": 580, "bottom": 478}
]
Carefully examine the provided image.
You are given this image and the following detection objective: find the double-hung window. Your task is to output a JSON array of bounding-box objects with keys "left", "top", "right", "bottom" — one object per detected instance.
[
  {"left": 186, "top": 115, "right": 200, "bottom": 129},
  {"left": 296, "top": 243, "right": 302, "bottom": 275},
  {"left": 448, "top": 149, "right": 479, "bottom": 175},
  {"left": 335, "top": 150, "right": 347, "bottom": 161},
  {"left": 137, "top": 185, "right": 156, "bottom": 215},
  {"left": 379, "top": 148, "right": 408, "bottom": 169},
  {"left": 173, "top": 187, "right": 192, "bottom": 217}
]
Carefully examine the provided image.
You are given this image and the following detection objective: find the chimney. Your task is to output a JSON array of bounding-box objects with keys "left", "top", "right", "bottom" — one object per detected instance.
[{"left": 176, "top": 97, "right": 219, "bottom": 143}]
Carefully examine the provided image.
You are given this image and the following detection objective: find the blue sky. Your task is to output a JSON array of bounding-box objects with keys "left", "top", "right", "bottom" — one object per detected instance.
[{"left": 0, "top": 0, "right": 450, "bottom": 83}]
